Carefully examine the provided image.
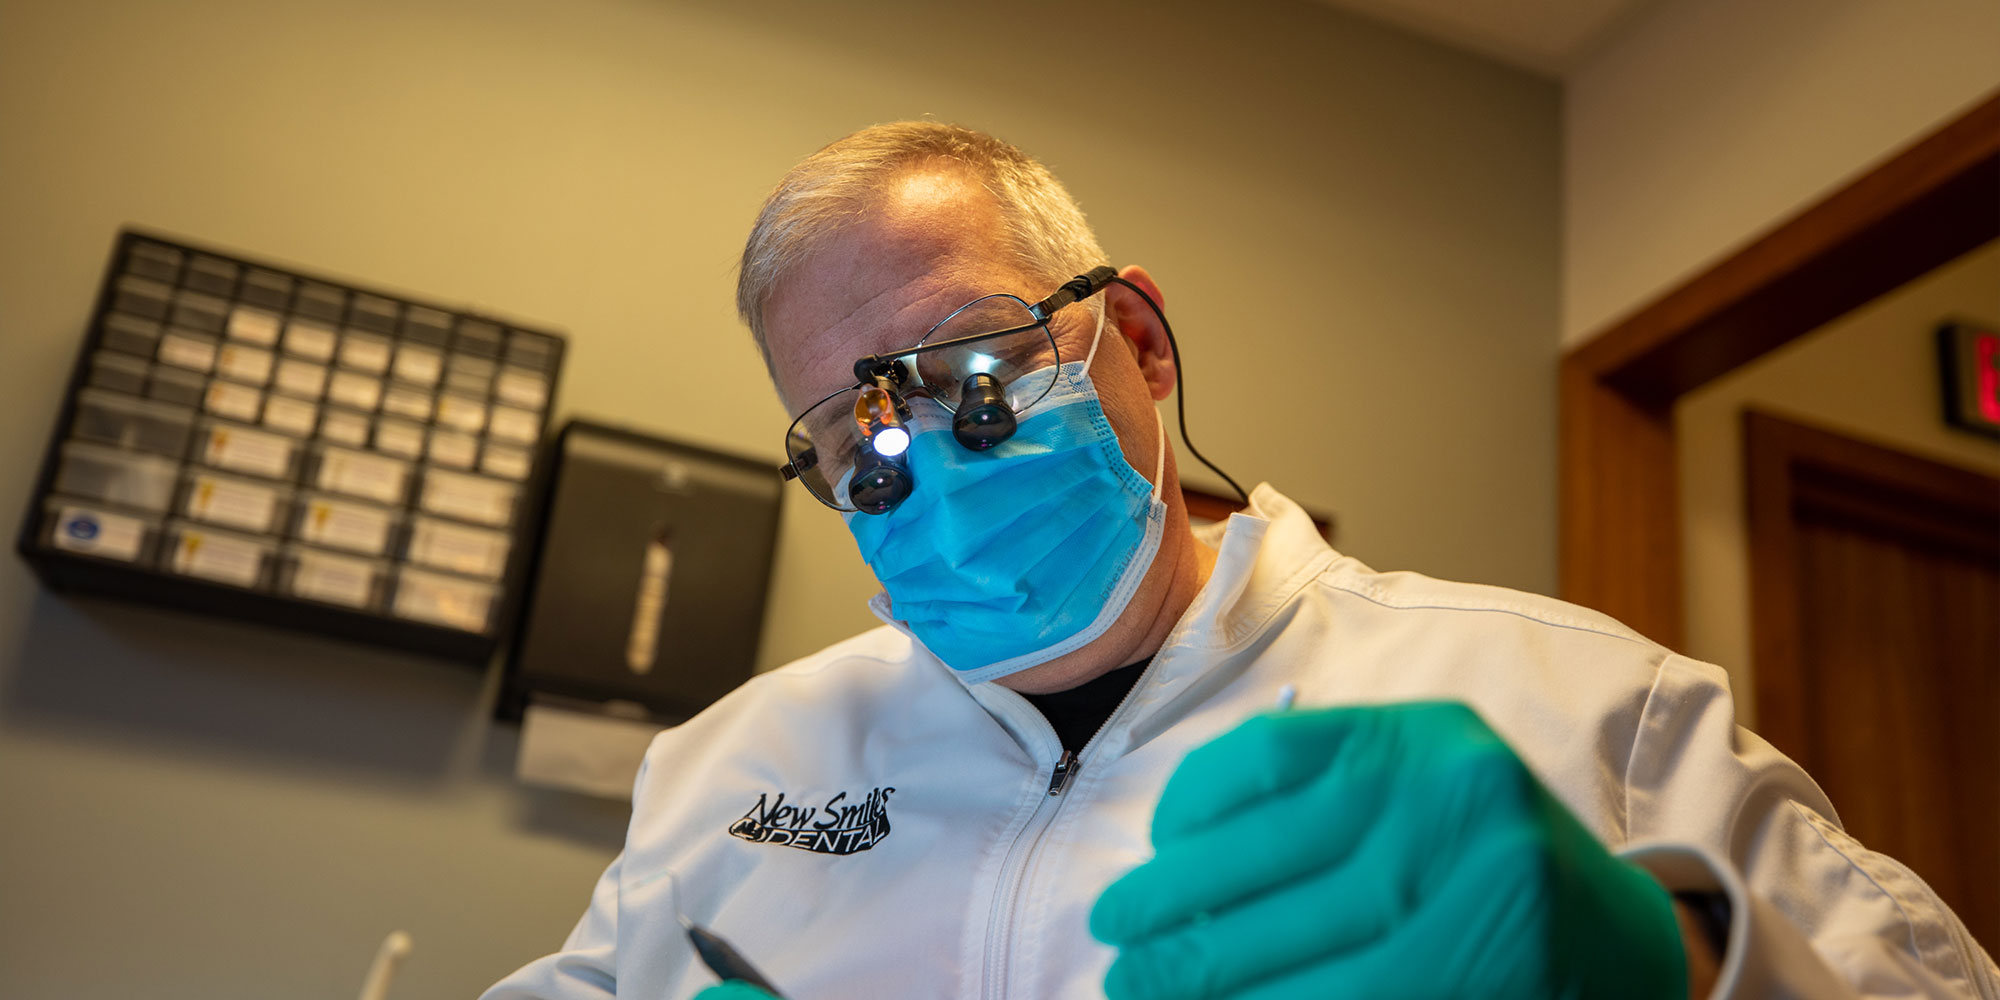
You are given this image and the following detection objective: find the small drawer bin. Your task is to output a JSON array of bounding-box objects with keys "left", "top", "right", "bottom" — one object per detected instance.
[
  {"left": 391, "top": 566, "right": 497, "bottom": 633},
  {"left": 262, "top": 394, "right": 319, "bottom": 437},
  {"left": 111, "top": 275, "right": 172, "bottom": 320},
  {"left": 203, "top": 380, "right": 265, "bottom": 423},
  {"left": 41, "top": 499, "right": 160, "bottom": 564},
  {"left": 428, "top": 429, "right": 478, "bottom": 469},
  {"left": 443, "top": 355, "right": 494, "bottom": 396},
  {"left": 239, "top": 268, "right": 293, "bottom": 310},
  {"left": 391, "top": 344, "right": 442, "bottom": 387},
  {"left": 416, "top": 468, "right": 517, "bottom": 527},
  {"left": 348, "top": 294, "right": 400, "bottom": 335},
  {"left": 179, "top": 471, "right": 290, "bottom": 534},
  {"left": 318, "top": 409, "right": 372, "bottom": 448},
  {"left": 505, "top": 330, "right": 560, "bottom": 371},
  {"left": 101, "top": 313, "right": 163, "bottom": 356},
  {"left": 327, "top": 370, "right": 382, "bottom": 411},
  {"left": 381, "top": 386, "right": 433, "bottom": 421},
  {"left": 405, "top": 515, "right": 511, "bottom": 579},
  {"left": 124, "top": 242, "right": 183, "bottom": 282},
  {"left": 488, "top": 405, "right": 540, "bottom": 445},
  {"left": 227, "top": 306, "right": 282, "bottom": 346},
  {"left": 294, "top": 282, "right": 346, "bottom": 323},
  {"left": 273, "top": 357, "right": 328, "bottom": 399},
  {"left": 373, "top": 418, "right": 426, "bottom": 458},
  {"left": 401, "top": 307, "right": 453, "bottom": 347},
  {"left": 157, "top": 328, "right": 219, "bottom": 372},
  {"left": 306, "top": 445, "right": 410, "bottom": 506},
  {"left": 292, "top": 492, "right": 400, "bottom": 557},
  {"left": 147, "top": 365, "right": 206, "bottom": 408},
  {"left": 169, "top": 290, "right": 230, "bottom": 334},
  {"left": 194, "top": 420, "right": 300, "bottom": 480},
  {"left": 453, "top": 320, "right": 503, "bottom": 359},
  {"left": 337, "top": 330, "right": 392, "bottom": 375},
  {"left": 480, "top": 443, "right": 533, "bottom": 480},
  {"left": 184, "top": 256, "right": 239, "bottom": 296},
  {"left": 163, "top": 521, "right": 273, "bottom": 589},
  {"left": 87, "top": 350, "right": 152, "bottom": 395},
  {"left": 69, "top": 389, "right": 195, "bottom": 457},
  {"left": 283, "top": 320, "right": 338, "bottom": 362},
  {"left": 53, "top": 441, "right": 182, "bottom": 511},
  {"left": 216, "top": 342, "right": 274, "bottom": 385},
  {"left": 281, "top": 546, "right": 388, "bottom": 610},
  {"left": 494, "top": 366, "right": 550, "bottom": 409}
]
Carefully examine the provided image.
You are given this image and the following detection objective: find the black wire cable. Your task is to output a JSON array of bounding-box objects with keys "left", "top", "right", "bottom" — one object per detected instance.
[{"left": 1106, "top": 275, "right": 1250, "bottom": 504}]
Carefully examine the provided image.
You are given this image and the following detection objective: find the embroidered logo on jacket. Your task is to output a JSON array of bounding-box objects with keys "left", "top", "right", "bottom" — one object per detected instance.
[{"left": 727, "top": 787, "right": 896, "bottom": 856}]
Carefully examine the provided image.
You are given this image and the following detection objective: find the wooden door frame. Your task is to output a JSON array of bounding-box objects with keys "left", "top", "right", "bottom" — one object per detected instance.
[
  {"left": 1559, "top": 91, "right": 2000, "bottom": 647},
  {"left": 1743, "top": 409, "right": 2000, "bottom": 758}
]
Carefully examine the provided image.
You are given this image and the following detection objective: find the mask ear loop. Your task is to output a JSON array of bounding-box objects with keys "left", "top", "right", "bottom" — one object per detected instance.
[{"left": 1077, "top": 297, "right": 1109, "bottom": 380}]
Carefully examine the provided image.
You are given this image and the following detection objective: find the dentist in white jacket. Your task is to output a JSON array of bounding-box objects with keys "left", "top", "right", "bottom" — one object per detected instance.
[{"left": 484, "top": 122, "right": 1997, "bottom": 1000}]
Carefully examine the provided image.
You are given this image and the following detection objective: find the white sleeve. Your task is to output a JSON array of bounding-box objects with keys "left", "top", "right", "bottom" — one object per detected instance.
[
  {"left": 478, "top": 851, "right": 623, "bottom": 1000},
  {"left": 479, "top": 746, "right": 668, "bottom": 1000},
  {"left": 1619, "top": 653, "right": 1998, "bottom": 999}
]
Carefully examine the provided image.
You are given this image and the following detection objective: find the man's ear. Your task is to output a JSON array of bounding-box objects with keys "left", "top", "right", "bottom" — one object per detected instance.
[{"left": 1105, "top": 264, "right": 1175, "bottom": 402}]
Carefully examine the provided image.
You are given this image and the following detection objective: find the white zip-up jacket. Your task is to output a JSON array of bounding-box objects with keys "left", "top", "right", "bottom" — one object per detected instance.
[{"left": 485, "top": 486, "right": 1998, "bottom": 1000}]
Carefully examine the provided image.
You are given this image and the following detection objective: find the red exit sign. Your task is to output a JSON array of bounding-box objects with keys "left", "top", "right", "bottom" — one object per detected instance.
[{"left": 1939, "top": 321, "right": 2000, "bottom": 441}]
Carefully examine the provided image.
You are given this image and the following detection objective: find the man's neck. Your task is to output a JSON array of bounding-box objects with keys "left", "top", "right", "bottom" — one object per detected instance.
[{"left": 994, "top": 522, "right": 1216, "bottom": 695}]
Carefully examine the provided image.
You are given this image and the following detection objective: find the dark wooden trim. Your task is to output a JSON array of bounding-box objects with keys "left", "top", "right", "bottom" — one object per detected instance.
[
  {"left": 1743, "top": 409, "right": 2000, "bottom": 760},
  {"left": 1559, "top": 90, "right": 2000, "bottom": 644}
]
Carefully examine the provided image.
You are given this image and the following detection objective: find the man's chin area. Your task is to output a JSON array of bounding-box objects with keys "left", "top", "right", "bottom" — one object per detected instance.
[{"left": 989, "top": 654, "right": 1117, "bottom": 695}]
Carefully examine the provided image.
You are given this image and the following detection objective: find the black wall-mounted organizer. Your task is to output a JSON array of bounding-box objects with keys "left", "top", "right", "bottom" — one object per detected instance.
[{"left": 16, "top": 229, "right": 567, "bottom": 663}]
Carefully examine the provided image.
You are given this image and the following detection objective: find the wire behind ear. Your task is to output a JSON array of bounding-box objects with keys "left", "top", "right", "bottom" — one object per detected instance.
[{"left": 1107, "top": 273, "right": 1249, "bottom": 504}]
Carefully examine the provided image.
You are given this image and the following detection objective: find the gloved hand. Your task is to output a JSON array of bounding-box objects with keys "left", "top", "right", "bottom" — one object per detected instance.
[
  {"left": 1090, "top": 701, "right": 1688, "bottom": 1000},
  {"left": 693, "top": 982, "right": 779, "bottom": 1000}
]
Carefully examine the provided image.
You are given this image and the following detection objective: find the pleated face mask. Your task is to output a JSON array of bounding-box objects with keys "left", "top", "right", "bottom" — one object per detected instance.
[{"left": 844, "top": 306, "right": 1167, "bottom": 684}]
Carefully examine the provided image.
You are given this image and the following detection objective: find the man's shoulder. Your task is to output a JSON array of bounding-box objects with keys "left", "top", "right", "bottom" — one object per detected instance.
[{"left": 1307, "top": 555, "right": 1666, "bottom": 655}]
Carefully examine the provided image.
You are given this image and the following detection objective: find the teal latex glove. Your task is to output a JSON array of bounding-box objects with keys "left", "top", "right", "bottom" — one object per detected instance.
[
  {"left": 693, "top": 982, "right": 778, "bottom": 1000},
  {"left": 1090, "top": 702, "right": 1687, "bottom": 1000}
]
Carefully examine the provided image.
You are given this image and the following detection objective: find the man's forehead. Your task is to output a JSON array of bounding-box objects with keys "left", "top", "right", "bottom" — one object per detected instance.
[{"left": 764, "top": 175, "right": 1037, "bottom": 403}]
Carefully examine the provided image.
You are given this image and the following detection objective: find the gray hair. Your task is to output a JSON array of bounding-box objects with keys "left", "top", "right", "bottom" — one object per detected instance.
[{"left": 736, "top": 121, "right": 1109, "bottom": 373}]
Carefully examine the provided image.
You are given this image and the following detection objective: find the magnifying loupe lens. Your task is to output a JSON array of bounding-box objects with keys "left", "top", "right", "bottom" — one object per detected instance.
[
  {"left": 849, "top": 453, "right": 913, "bottom": 514},
  {"left": 952, "top": 372, "right": 1016, "bottom": 450}
]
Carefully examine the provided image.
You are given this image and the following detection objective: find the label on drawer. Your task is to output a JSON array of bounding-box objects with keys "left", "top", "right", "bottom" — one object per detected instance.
[
  {"left": 52, "top": 506, "right": 145, "bottom": 561},
  {"left": 292, "top": 550, "right": 375, "bottom": 608},
  {"left": 263, "top": 395, "right": 318, "bottom": 436},
  {"left": 328, "top": 371, "right": 381, "bottom": 411},
  {"left": 217, "top": 344, "right": 274, "bottom": 384},
  {"left": 204, "top": 381, "right": 264, "bottom": 422},
  {"left": 488, "top": 405, "right": 539, "bottom": 444},
  {"left": 300, "top": 497, "right": 394, "bottom": 555},
  {"left": 394, "top": 569, "right": 492, "bottom": 632},
  {"left": 410, "top": 517, "right": 509, "bottom": 578},
  {"left": 428, "top": 430, "right": 478, "bottom": 469},
  {"left": 204, "top": 424, "right": 293, "bottom": 479},
  {"left": 172, "top": 530, "right": 263, "bottom": 587},
  {"left": 316, "top": 448, "right": 407, "bottom": 505},
  {"left": 339, "top": 333, "right": 392, "bottom": 374},
  {"left": 392, "top": 345, "right": 442, "bottom": 386},
  {"left": 495, "top": 368, "right": 548, "bottom": 408},
  {"left": 186, "top": 474, "right": 278, "bottom": 533},
  {"left": 274, "top": 358, "right": 328, "bottom": 398},
  {"left": 227, "top": 307, "right": 281, "bottom": 346},
  {"left": 158, "top": 332, "right": 217, "bottom": 371},
  {"left": 284, "top": 321, "right": 337, "bottom": 361},
  {"left": 420, "top": 469, "right": 514, "bottom": 526},
  {"left": 435, "top": 394, "right": 486, "bottom": 432}
]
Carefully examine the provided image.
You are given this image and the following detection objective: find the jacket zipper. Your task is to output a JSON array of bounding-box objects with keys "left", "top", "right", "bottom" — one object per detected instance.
[
  {"left": 1047, "top": 750, "right": 1079, "bottom": 795},
  {"left": 982, "top": 659, "right": 1162, "bottom": 1000}
]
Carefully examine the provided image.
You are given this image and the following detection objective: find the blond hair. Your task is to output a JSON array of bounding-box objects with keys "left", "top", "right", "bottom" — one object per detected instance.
[{"left": 736, "top": 122, "right": 1108, "bottom": 371}]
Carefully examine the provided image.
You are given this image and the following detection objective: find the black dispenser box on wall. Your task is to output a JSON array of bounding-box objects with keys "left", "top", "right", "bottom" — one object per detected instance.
[{"left": 501, "top": 421, "right": 782, "bottom": 723}]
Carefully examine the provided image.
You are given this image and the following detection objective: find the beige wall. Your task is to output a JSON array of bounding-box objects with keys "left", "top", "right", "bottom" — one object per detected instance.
[
  {"left": 1564, "top": 0, "right": 2000, "bottom": 345},
  {"left": 0, "top": 1, "right": 1558, "bottom": 996},
  {"left": 1675, "top": 240, "right": 2000, "bottom": 725}
]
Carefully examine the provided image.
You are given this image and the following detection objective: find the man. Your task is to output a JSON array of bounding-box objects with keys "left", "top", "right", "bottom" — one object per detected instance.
[{"left": 486, "top": 123, "right": 1996, "bottom": 999}]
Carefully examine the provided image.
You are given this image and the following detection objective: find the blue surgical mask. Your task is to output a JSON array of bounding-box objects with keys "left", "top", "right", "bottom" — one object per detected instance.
[{"left": 844, "top": 307, "right": 1167, "bottom": 684}]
